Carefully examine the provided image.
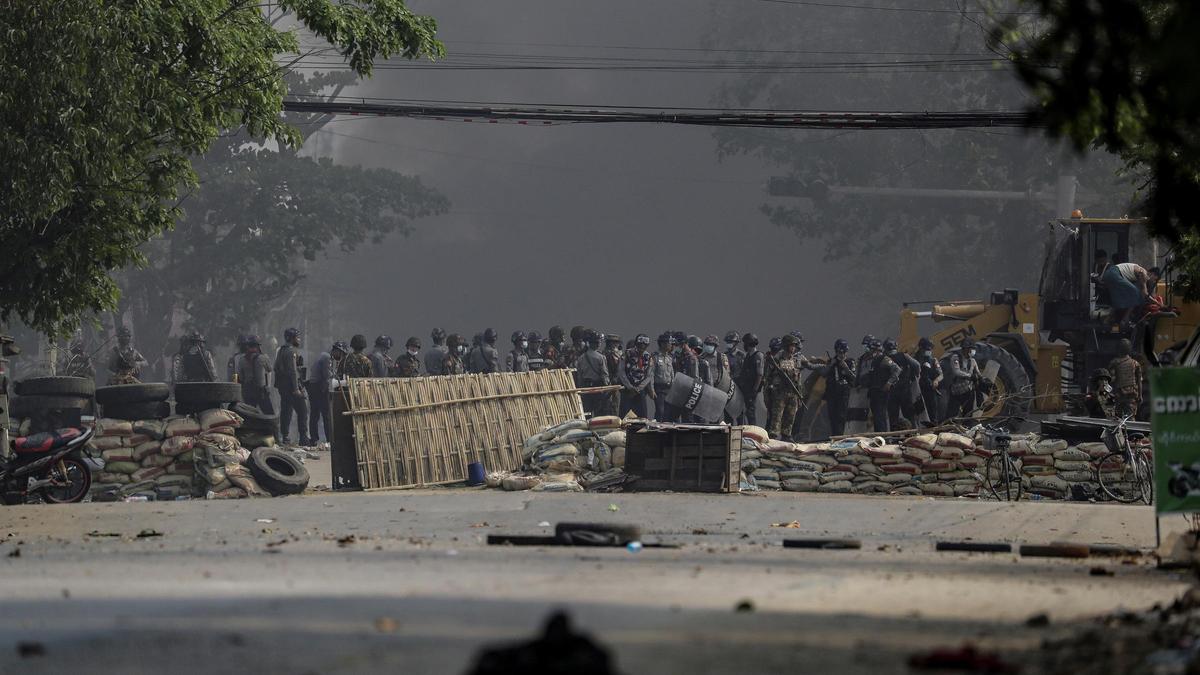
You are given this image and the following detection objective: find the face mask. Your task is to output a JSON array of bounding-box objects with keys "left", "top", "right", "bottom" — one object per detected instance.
[
  {"left": 703, "top": 345, "right": 716, "bottom": 355},
  {"left": 968, "top": 349, "right": 977, "bottom": 358},
  {"left": 520, "top": 341, "right": 528, "bottom": 349},
  {"left": 726, "top": 342, "right": 736, "bottom": 350},
  {"left": 407, "top": 349, "right": 419, "bottom": 356},
  {"left": 456, "top": 346, "right": 465, "bottom": 355}
]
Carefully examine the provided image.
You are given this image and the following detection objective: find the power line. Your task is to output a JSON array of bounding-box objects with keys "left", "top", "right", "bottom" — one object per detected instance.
[
  {"left": 742, "top": 0, "right": 1035, "bottom": 14},
  {"left": 282, "top": 97, "right": 1038, "bottom": 129}
]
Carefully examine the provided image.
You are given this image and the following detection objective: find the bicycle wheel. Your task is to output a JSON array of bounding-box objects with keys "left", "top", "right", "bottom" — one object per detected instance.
[
  {"left": 985, "top": 453, "right": 1023, "bottom": 501},
  {"left": 1136, "top": 453, "right": 1154, "bottom": 506},
  {"left": 1098, "top": 452, "right": 1144, "bottom": 503}
]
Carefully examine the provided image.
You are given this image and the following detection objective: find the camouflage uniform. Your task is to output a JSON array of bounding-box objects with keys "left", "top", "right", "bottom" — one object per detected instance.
[
  {"left": 1107, "top": 354, "right": 1143, "bottom": 418},
  {"left": 341, "top": 351, "right": 374, "bottom": 379},
  {"left": 107, "top": 344, "right": 147, "bottom": 385},
  {"left": 765, "top": 348, "right": 802, "bottom": 440},
  {"left": 394, "top": 352, "right": 422, "bottom": 378}
]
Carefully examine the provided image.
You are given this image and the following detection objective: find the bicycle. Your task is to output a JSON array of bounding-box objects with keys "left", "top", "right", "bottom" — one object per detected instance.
[
  {"left": 982, "top": 426, "right": 1023, "bottom": 501},
  {"left": 1096, "top": 415, "right": 1153, "bottom": 505}
]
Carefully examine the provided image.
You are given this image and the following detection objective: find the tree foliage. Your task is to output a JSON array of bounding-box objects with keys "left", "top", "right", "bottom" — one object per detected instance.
[
  {"left": 997, "top": 1, "right": 1200, "bottom": 296},
  {"left": 0, "top": 0, "right": 442, "bottom": 336}
]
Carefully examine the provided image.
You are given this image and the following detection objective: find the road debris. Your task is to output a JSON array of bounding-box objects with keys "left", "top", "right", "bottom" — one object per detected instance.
[{"left": 907, "top": 644, "right": 1017, "bottom": 673}]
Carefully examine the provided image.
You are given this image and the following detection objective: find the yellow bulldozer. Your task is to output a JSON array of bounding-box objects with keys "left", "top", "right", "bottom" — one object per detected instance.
[{"left": 895, "top": 217, "right": 1200, "bottom": 418}]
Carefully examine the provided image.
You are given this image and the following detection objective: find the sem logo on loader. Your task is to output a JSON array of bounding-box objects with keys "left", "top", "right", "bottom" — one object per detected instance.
[
  {"left": 1153, "top": 390, "right": 1200, "bottom": 415},
  {"left": 939, "top": 326, "right": 978, "bottom": 351}
]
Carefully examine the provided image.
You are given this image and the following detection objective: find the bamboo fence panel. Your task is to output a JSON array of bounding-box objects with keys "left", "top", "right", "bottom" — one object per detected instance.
[{"left": 343, "top": 370, "right": 584, "bottom": 489}]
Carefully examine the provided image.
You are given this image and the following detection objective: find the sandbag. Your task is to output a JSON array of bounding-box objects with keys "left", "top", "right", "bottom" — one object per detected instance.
[
  {"left": 931, "top": 446, "right": 965, "bottom": 460},
  {"left": 853, "top": 481, "right": 892, "bottom": 494},
  {"left": 817, "top": 480, "right": 852, "bottom": 493},
  {"left": 1033, "top": 438, "right": 1069, "bottom": 455},
  {"left": 765, "top": 439, "right": 797, "bottom": 454},
  {"left": 101, "top": 448, "right": 136, "bottom": 463},
  {"left": 866, "top": 445, "right": 902, "bottom": 460},
  {"left": 937, "top": 470, "right": 973, "bottom": 481},
  {"left": 209, "top": 487, "right": 247, "bottom": 500},
  {"left": 819, "top": 471, "right": 855, "bottom": 483},
  {"left": 155, "top": 474, "right": 192, "bottom": 489},
  {"left": 904, "top": 434, "right": 939, "bottom": 451},
  {"left": 756, "top": 479, "right": 782, "bottom": 490},
  {"left": 1058, "top": 471, "right": 1096, "bottom": 483},
  {"left": 739, "top": 425, "right": 770, "bottom": 444},
  {"left": 1008, "top": 438, "right": 1036, "bottom": 456},
  {"left": 924, "top": 460, "right": 958, "bottom": 473},
  {"left": 97, "top": 472, "right": 131, "bottom": 484},
  {"left": 843, "top": 454, "right": 873, "bottom": 465},
  {"left": 1021, "top": 455, "right": 1054, "bottom": 467},
  {"left": 953, "top": 483, "right": 979, "bottom": 497},
  {"left": 891, "top": 485, "right": 923, "bottom": 496},
  {"left": 536, "top": 443, "right": 579, "bottom": 460},
  {"left": 959, "top": 455, "right": 986, "bottom": 469},
  {"left": 96, "top": 419, "right": 134, "bottom": 437},
  {"left": 502, "top": 475, "right": 542, "bottom": 491},
  {"left": 886, "top": 463, "right": 920, "bottom": 475},
  {"left": 902, "top": 448, "right": 932, "bottom": 465},
  {"left": 920, "top": 483, "right": 955, "bottom": 497},
  {"left": 131, "top": 466, "right": 166, "bottom": 482},
  {"left": 1022, "top": 465, "right": 1058, "bottom": 476},
  {"left": 161, "top": 436, "right": 195, "bottom": 457},
  {"left": 91, "top": 436, "right": 127, "bottom": 451},
  {"left": 199, "top": 408, "right": 243, "bottom": 432},
  {"left": 830, "top": 463, "right": 859, "bottom": 475},
  {"left": 167, "top": 462, "right": 194, "bottom": 476},
  {"left": 227, "top": 472, "right": 268, "bottom": 497},
  {"left": 601, "top": 431, "right": 626, "bottom": 448},
  {"left": 130, "top": 440, "right": 161, "bottom": 462},
  {"left": 104, "top": 461, "right": 140, "bottom": 475},
  {"left": 1030, "top": 475, "right": 1069, "bottom": 492},
  {"left": 782, "top": 478, "right": 819, "bottom": 492},
  {"left": 937, "top": 432, "right": 974, "bottom": 449},
  {"left": 132, "top": 419, "right": 167, "bottom": 440},
  {"left": 1054, "top": 460, "right": 1092, "bottom": 472},
  {"left": 612, "top": 446, "right": 625, "bottom": 468},
  {"left": 1078, "top": 442, "right": 1110, "bottom": 459},
  {"left": 858, "top": 463, "right": 885, "bottom": 477},
  {"left": 141, "top": 453, "right": 172, "bottom": 468},
  {"left": 779, "top": 469, "right": 818, "bottom": 481},
  {"left": 1054, "top": 447, "right": 1091, "bottom": 462},
  {"left": 165, "top": 417, "right": 202, "bottom": 438},
  {"left": 587, "top": 415, "right": 621, "bottom": 431},
  {"left": 795, "top": 454, "right": 838, "bottom": 468},
  {"left": 752, "top": 468, "right": 780, "bottom": 480},
  {"left": 556, "top": 429, "right": 595, "bottom": 444},
  {"left": 881, "top": 473, "right": 915, "bottom": 485}
]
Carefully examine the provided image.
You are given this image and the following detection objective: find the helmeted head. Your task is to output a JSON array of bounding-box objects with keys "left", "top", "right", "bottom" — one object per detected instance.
[
  {"left": 672, "top": 331, "right": 687, "bottom": 348},
  {"left": 834, "top": 339, "right": 849, "bottom": 354},
  {"left": 331, "top": 341, "right": 349, "bottom": 359},
  {"left": 1117, "top": 338, "right": 1133, "bottom": 357},
  {"left": 918, "top": 337, "right": 934, "bottom": 352},
  {"left": 1092, "top": 368, "right": 1112, "bottom": 382},
  {"left": 883, "top": 338, "right": 898, "bottom": 354},
  {"left": 686, "top": 335, "right": 702, "bottom": 352},
  {"left": 350, "top": 334, "right": 368, "bottom": 351},
  {"left": 781, "top": 334, "right": 801, "bottom": 354},
  {"left": 117, "top": 326, "right": 132, "bottom": 345},
  {"left": 868, "top": 339, "right": 883, "bottom": 353},
  {"left": 528, "top": 331, "right": 543, "bottom": 345},
  {"left": 657, "top": 332, "right": 673, "bottom": 348},
  {"left": 605, "top": 333, "right": 621, "bottom": 347},
  {"left": 570, "top": 325, "right": 586, "bottom": 344},
  {"left": 960, "top": 338, "right": 976, "bottom": 353},
  {"left": 244, "top": 335, "right": 262, "bottom": 350},
  {"left": 789, "top": 331, "right": 805, "bottom": 345},
  {"left": 511, "top": 330, "right": 526, "bottom": 346},
  {"left": 548, "top": 325, "right": 564, "bottom": 344},
  {"left": 635, "top": 334, "right": 651, "bottom": 351},
  {"left": 768, "top": 337, "right": 783, "bottom": 353},
  {"left": 375, "top": 335, "right": 393, "bottom": 350},
  {"left": 431, "top": 328, "right": 447, "bottom": 345},
  {"left": 580, "top": 329, "right": 599, "bottom": 350},
  {"left": 743, "top": 333, "right": 759, "bottom": 349},
  {"left": 724, "top": 331, "right": 741, "bottom": 346},
  {"left": 236, "top": 334, "right": 249, "bottom": 351},
  {"left": 284, "top": 327, "right": 302, "bottom": 346},
  {"left": 483, "top": 328, "right": 498, "bottom": 344},
  {"left": 861, "top": 334, "right": 874, "bottom": 348},
  {"left": 703, "top": 335, "right": 719, "bottom": 355},
  {"left": 405, "top": 337, "right": 422, "bottom": 351},
  {"left": 447, "top": 333, "right": 466, "bottom": 354}
]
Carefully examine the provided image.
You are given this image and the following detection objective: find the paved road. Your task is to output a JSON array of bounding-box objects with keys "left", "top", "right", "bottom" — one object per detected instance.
[{"left": 0, "top": 463, "right": 1188, "bottom": 674}]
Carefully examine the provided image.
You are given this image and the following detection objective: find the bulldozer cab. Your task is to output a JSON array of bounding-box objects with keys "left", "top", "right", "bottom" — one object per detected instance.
[{"left": 1039, "top": 217, "right": 1135, "bottom": 332}]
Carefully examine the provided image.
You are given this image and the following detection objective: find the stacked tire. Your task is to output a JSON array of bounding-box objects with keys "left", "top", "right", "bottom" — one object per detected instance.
[
  {"left": 230, "top": 401, "right": 280, "bottom": 444},
  {"left": 96, "top": 383, "right": 171, "bottom": 420},
  {"left": 12, "top": 377, "right": 96, "bottom": 429},
  {"left": 174, "top": 382, "right": 243, "bottom": 415}
]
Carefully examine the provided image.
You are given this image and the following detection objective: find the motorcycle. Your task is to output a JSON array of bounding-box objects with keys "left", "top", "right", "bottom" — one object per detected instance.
[
  {"left": 1167, "top": 461, "right": 1200, "bottom": 500},
  {"left": 1, "top": 427, "right": 93, "bottom": 505}
]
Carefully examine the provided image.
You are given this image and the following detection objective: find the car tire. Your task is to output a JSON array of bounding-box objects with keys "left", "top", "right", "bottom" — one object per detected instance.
[
  {"left": 101, "top": 400, "right": 171, "bottom": 421},
  {"left": 95, "top": 383, "right": 170, "bottom": 406},
  {"left": 14, "top": 376, "right": 95, "bottom": 398},
  {"left": 248, "top": 447, "right": 310, "bottom": 496},
  {"left": 174, "top": 382, "right": 243, "bottom": 404}
]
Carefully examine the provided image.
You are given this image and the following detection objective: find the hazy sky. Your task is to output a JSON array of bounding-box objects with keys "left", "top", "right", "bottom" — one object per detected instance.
[{"left": 297, "top": 0, "right": 1083, "bottom": 353}]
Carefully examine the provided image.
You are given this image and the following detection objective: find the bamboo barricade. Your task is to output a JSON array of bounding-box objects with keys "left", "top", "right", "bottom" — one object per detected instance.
[{"left": 338, "top": 370, "right": 591, "bottom": 490}]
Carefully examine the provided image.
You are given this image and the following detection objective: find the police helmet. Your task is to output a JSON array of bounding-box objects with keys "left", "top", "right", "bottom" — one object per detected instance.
[
  {"left": 781, "top": 334, "right": 801, "bottom": 348},
  {"left": 918, "top": 337, "right": 934, "bottom": 351},
  {"left": 188, "top": 330, "right": 205, "bottom": 343},
  {"left": 582, "top": 329, "right": 600, "bottom": 345},
  {"left": 868, "top": 339, "right": 883, "bottom": 351},
  {"left": 528, "top": 331, "right": 543, "bottom": 343},
  {"left": 790, "top": 331, "right": 805, "bottom": 343},
  {"left": 350, "top": 334, "right": 368, "bottom": 351},
  {"left": 511, "top": 331, "right": 527, "bottom": 344},
  {"left": 605, "top": 333, "right": 621, "bottom": 344},
  {"left": 244, "top": 334, "right": 262, "bottom": 346},
  {"left": 686, "top": 335, "right": 702, "bottom": 350},
  {"left": 375, "top": 335, "right": 393, "bottom": 349},
  {"left": 406, "top": 336, "right": 421, "bottom": 349},
  {"left": 570, "top": 325, "right": 586, "bottom": 343},
  {"left": 117, "top": 326, "right": 132, "bottom": 339},
  {"left": 657, "top": 332, "right": 673, "bottom": 345},
  {"left": 673, "top": 331, "right": 687, "bottom": 346},
  {"left": 236, "top": 334, "right": 249, "bottom": 348},
  {"left": 635, "top": 334, "right": 651, "bottom": 347},
  {"left": 1092, "top": 368, "right": 1112, "bottom": 381},
  {"left": 742, "top": 333, "right": 759, "bottom": 348},
  {"left": 834, "top": 339, "right": 849, "bottom": 353},
  {"left": 332, "top": 341, "right": 349, "bottom": 354},
  {"left": 704, "top": 335, "right": 719, "bottom": 346},
  {"left": 960, "top": 338, "right": 976, "bottom": 351},
  {"left": 883, "top": 338, "right": 898, "bottom": 353},
  {"left": 483, "top": 328, "right": 498, "bottom": 343},
  {"left": 432, "top": 328, "right": 447, "bottom": 342},
  {"left": 284, "top": 327, "right": 302, "bottom": 342},
  {"left": 549, "top": 325, "right": 564, "bottom": 342},
  {"left": 769, "top": 337, "right": 783, "bottom": 352},
  {"left": 447, "top": 333, "right": 465, "bottom": 349},
  {"left": 1117, "top": 338, "right": 1132, "bottom": 356},
  {"left": 861, "top": 334, "right": 875, "bottom": 347},
  {"left": 724, "top": 331, "right": 741, "bottom": 344}
]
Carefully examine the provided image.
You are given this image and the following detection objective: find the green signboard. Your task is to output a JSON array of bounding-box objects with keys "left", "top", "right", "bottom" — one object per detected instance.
[{"left": 1151, "top": 367, "right": 1200, "bottom": 514}]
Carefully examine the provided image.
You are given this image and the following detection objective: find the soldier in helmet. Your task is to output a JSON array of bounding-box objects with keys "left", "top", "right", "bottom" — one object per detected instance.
[
  {"left": 465, "top": 333, "right": 483, "bottom": 373},
  {"left": 545, "top": 326, "right": 565, "bottom": 368},
  {"left": 618, "top": 334, "right": 654, "bottom": 418},
  {"left": 883, "top": 338, "right": 920, "bottom": 430},
  {"left": 603, "top": 333, "right": 624, "bottom": 413},
  {"left": 425, "top": 328, "right": 449, "bottom": 376},
  {"left": 107, "top": 326, "right": 148, "bottom": 385},
  {"left": 307, "top": 340, "right": 348, "bottom": 443},
  {"left": 701, "top": 335, "right": 730, "bottom": 393},
  {"left": 1085, "top": 368, "right": 1115, "bottom": 419},
  {"left": 765, "top": 334, "right": 804, "bottom": 440},
  {"left": 340, "top": 334, "right": 374, "bottom": 379},
  {"left": 574, "top": 329, "right": 610, "bottom": 416},
  {"left": 859, "top": 338, "right": 901, "bottom": 433},
  {"left": 275, "top": 327, "right": 310, "bottom": 447},
  {"left": 443, "top": 334, "right": 467, "bottom": 375},
  {"left": 472, "top": 328, "right": 501, "bottom": 374},
  {"left": 526, "top": 331, "right": 548, "bottom": 372},
  {"left": 370, "top": 336, "right": 395, "bottom": 378},
  {"left": 651, "top": 333, "right": 676, "bottom": 421},
  {"left": 763, "top": 336, "right": 783, "bottom": 430},
  {"left": 236, "top": 335, "right": 274, "bottom": 415},
  {"left": 60, "top": 339, "right": 95, "bottom": 380},
  {"left": 945, "top": 338, "right": 982, "bottom": 420},
  {"left": 558, "top": 325, "right": 586, "bottom": 372},
  {"left": 507, "top": 331, "right": 530, "bottom": 373},
  {"left": 227, "top": 334, "right": 249, "bottom": 382},
  {"left": 915, "top": 337, "right": 944, "bottom": 424},
  {"left": 724, "top": 331, "right": 745, "bottom": 381},
  {"left": 736, "top": 333, "right": 765, "bottom": 426},
  {"left": 394, "top": 337, "right": 423, "bottom": 377},
  {"left": 1107, "top": 338, "right": 1143, "bottom": 418},
  {"left": 857, "top": 334, "right": 876, "bottom": 375},
  {"left": 173, "top": 331, "right": 217, "bottom": 384},
  {"left": 823, "top": 339, "right": 856, "bottom": 437},
  {"left": 679, "top": 335, "right": 703, "bottom": 382},
  {"left": 787, "top": 332, "right": 826, "bottom": 440}
]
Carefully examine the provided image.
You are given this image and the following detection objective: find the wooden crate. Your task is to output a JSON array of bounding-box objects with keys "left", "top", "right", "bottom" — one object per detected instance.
[{"left": 624, "top": 423, "right": 742, "bottom": 493}]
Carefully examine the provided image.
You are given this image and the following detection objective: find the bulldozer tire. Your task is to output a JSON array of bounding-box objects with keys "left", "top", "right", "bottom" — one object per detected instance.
[{"left": 973, "top": 342, "right": 1032, "bottom": 418}]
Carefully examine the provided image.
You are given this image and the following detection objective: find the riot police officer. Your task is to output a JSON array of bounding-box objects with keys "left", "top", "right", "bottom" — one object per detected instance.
[
  {"left": 475, "top": 328, "right": 501, "bottom": 374},
  {"left": 275, "top": 327, "right": 310, "bottom": 446},
  {"left": 507, "top": 331, "right": 530, "bottom": 373},
  {"left": 574, "top": 329, "right": 610, "bottom": 416},
  {"left": 236, "top": 335, "right": 274, "bottom": 414},
  {"left": 425, "top": 328, "right": 449, "bottom": 376},
  {"left": 603, "top": 333, "right": 623, "bottom": 413},
  {"left": 174, "top": 331, "right": 217, "bottom": 384},
  {"left": 736, "top": 333, "right": 765, "bottom": 426},
  {"left": 545, "top": 326, "right": 566, "bottom": 368},
  {"left": 394, "top": 337, "right": 423, "bottom": 377},
  {"left": 859, "top": 338, "right": 900, "bottom": 433},
  {"left": 651, "top": 333, "right": 675, "bottom": 421},
  {"left": 823, "top": 339, "right": 856, "bottom": 437},
  {"left": 945, "top": 338, "right": 981, "bottom": 420},
  {"left": 915, "top": 337, "right": 943, "bottom": 424},
  {"left": 227, "top": 334, "right": 249, "bottom": 382},
  {"left": 724, "top": 331, "right": 745, "bottom": 380},
  {"left": 370, "top": 336, "right": 395, "bottom": 377},
  {"left": 527, "top": 331, "right": 549, "bottom": 372},
  {"left": 617, "top": 334, "right": 653, "bottom": 418}
]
